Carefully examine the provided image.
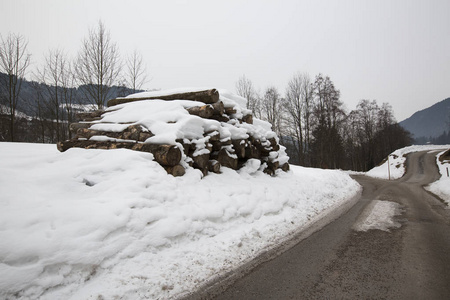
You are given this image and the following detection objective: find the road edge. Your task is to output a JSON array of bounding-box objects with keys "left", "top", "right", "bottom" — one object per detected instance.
[{"left": 178, "top": 186, "right": 363, "bottom": 300}]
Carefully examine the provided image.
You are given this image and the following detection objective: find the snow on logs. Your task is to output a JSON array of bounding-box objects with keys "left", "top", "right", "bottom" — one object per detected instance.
[
  {"left": 57, "top": 88, "right": 289, "bottom": 177},
  {"left": 106, "top": 88, "right": 220, "bottom": 107}
]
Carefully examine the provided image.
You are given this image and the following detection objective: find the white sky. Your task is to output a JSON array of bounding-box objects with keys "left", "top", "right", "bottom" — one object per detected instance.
[{"left": 1, "top": 0, "right": 449, "bottom": 121}]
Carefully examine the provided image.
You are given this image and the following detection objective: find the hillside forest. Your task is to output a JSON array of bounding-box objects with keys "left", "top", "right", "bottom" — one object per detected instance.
[{"left": 0, "top": 23, "right": 412, "bottom": 172}]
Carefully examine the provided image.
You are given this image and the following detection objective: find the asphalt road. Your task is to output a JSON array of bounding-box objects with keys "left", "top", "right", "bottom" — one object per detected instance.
[{"left": 197, "top": 151, "right": 450, "bottom": 299}]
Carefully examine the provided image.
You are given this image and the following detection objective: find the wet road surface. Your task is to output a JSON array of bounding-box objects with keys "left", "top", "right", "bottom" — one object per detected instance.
[{"left": 192, "top": 151, "right": 450, "bottom": 299}]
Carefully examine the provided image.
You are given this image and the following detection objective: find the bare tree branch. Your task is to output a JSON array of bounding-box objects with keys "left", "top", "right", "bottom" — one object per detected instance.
[
  {"left": 34, "top": 49, "right": 76, "bottom": 141},
  {"left": 235, "top": 75, "right": 260, "bottom": 118},
  {"left": 261, "top": 86, "right": 282, "bottom": 137},
  {"left": 75, "top": 20, "right": 121, "bottom": 109},
  {"left": 0, "top": 33, "right": 30, "bottom": 141},
  {"left": 284, "top": 72, "right": 313, "bottom": 165},
  {"left": 124, "top": 49, "right": 148, "bottom": 94}
]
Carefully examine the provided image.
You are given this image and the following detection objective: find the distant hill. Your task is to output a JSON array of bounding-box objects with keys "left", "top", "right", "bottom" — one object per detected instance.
[{"left": 399, "top": 97, "right": 450, "bottom": 144}]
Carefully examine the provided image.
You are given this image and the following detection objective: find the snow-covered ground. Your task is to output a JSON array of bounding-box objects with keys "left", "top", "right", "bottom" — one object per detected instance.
[
  {"left": 0, "top": 142, "right": 360, "bottom": 300},
  {"left": 365, "top": 145, "right": 450, "bottom": 180},
  {"left": 426, "top": 149, "right": 450, "bottom": 205}
]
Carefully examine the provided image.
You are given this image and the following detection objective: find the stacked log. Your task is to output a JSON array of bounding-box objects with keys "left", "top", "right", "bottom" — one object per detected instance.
[
  {"left": 106, "top": 89, "right": 220, "bottom": 107},
  {"left": 57, "top": 89, "right": 289, "bottom": 177}
]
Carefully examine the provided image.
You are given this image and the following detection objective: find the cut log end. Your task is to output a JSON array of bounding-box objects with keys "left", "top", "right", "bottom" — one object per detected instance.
[
  {"left": 75, "top": 110, "right": 104, "bottom": 122},
  {"left": 192, "top": 153, "right": 210, "bottom": 170},
  {"left": 141, "top": 144, "right": 182, "bottom": 167},
  {"left": 217, "top": 148, "right": 238, "bottom": 170},
  {"left": 164, "top": 164, "right": 186, "bottom": 177},
  {"left": 208, "top": 160, "right": 221, "bottom": 173},
  {"left": 187, "top": 104, "right": 214, "bottom": 119},
  {"left": 58, "top": 140, "right": 181, "bottom": 167},
  {"left": 280, "top": 163, "right": 290, "bottom": 172},
  {"left": 242, "top": 114, "right": 253, "bottom": 124}
]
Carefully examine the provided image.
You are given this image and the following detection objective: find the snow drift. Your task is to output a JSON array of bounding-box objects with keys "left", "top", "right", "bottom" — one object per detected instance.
[{"left": 0, "top": 142, "right": 360, "bottom": 299}]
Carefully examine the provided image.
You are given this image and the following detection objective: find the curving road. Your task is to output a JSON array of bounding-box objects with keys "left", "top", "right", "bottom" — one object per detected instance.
[{"left": 194, "top": 150, "right": 450, "bottom": 299}]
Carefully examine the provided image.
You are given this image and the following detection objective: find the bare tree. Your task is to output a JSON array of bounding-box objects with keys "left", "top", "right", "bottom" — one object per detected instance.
[
  {"left": 60, "top": 59, "right": 77, "bottom": 139},
  {"left": 261, "top": 86, "right": 283, "bottom": 136},
  {"left": 30, "top": 81, "right": 48, "bottom": 143},
  {"left": 357, "top": 99, "right": 379, "bottom": 143},
  {"left": 0, "top": 33, "right": 30, "bottom": 141},
  {"left": 310, "top": 74, "right": 345, "bottom": 168},
  {"left": 124, "top": 49, "right": 148, "bottom": 94},
  {"left": 375, "top": 102, "right": 397, "bottom": 159},
  {"left": 75, "top": 20, "right": 121, "bottom": 109},
  {"left": 235, "top": 75, "right": 260, "bottom": 117},
  {"left": 284, "top": 72, "right": 313, "bottom": 165},
  {"left": 35, "top": 49, "right": 77, "bottom": 141},
  {"left": 344, "top": 110, "right": 364, "bottom": 170},
  {"left": 377, "top": 102, "right": 396, "bottom": 130},
  {"left": 344, "top": 100, "right": 410, "bottom": 171}
]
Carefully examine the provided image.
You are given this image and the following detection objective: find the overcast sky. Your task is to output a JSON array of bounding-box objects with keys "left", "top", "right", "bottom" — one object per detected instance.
[{"left": 1, "top": 0, "right": 449, "bottom": 121}]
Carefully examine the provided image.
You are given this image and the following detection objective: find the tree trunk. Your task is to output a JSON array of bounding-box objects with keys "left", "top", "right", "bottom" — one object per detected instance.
[
  {"left": 232, "top": 139, "right": 246, "bottom": 159},
  {"left": 187, "top": 104, "right": 214, "bottom": 119},
  {"left": 245, "top": 142, "right": 260, "bottom": 159},
  {"left": 76, "top": 110, "right": 104, "bottom": 121},
  {"left": 107, "top": 89, "right": 220, "bottom": 107},
  {"left": 192, "top": 153, "right": 210, "bottom": 170},
  {"left": 242, "top": 114, "right": 253, "bottom": 124},
  {"left": 74, "top": 125, "right": 153, "bottom": 142},
  {"left": 208, "top": 160, "right": 221, "bottom": 173},
  {"left": 225, "top": 107, "right": 237, "bottom": 115},
  {"left": 137, "top": 143, "right": 182, "bottom": 166},
  {"left": 267, "top": 160, "right": 280, "bottom": 172},
  {"left": 212, "top": 101, "right": 225, "bottom": 115},
  {"left": 164, "top": 164, "right": 186, "bottom": 177},
  {"left": 217, "top": 148, "right": 238, "bottom": 170},
  {"left": 57, "top": 140, "right": 181, "bottom": 166},
  {"left": 280, "top": 163, "right": 290, "bottom": 172}
]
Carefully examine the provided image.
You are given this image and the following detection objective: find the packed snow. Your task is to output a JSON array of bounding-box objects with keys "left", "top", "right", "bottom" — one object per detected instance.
[
  {"left": 122, "top": 88, "right": 248, "bottom": 111},
  {"left": 426, "top": 149, "right": 450, "bottom": 205},
  {"left": 353, "top": 200, "right": 403, "bottom": 232},
  {"left": 365, "top": 145, "right": 450, "bottom": 180},
  {"left": 94, "top": 99, "right": 255, "bottom": 144},
  {"left": 0, "top": 142, "right": 360, "bottom": 299}
]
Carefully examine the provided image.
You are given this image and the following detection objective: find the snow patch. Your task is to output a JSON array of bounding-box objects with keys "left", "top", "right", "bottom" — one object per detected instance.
[{"left": 354, "top": 200, "right": 403, "bottom": 232}]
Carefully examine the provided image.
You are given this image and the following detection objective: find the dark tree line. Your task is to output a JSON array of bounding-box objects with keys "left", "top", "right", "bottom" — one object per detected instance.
[
  {"left": 414, "top": 131, "right": 450, "bottom": 145},
  {"left": 0, "top": 74, "right": 139, "bottom": 143},
  {"left": 235, "top": 73, "right": 412, "bottom": 172},
  {"left": 0, "top": 21, "right": 149, "bottom": 143}
]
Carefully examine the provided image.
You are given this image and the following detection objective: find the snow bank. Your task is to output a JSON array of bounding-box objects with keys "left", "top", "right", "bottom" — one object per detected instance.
[
  {"left": 366, "top": 145, "right": 450, "bottom": 180},
  {"left": 426, "top": 149, "right": 450, "bottom": 205},
  {"left": 0, "top": 142, "right": 360, "bottom": 299}
]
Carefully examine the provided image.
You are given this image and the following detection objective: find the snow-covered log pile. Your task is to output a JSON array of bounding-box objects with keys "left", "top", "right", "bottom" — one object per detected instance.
[{"left": 57, "top": 88, "right": 289, "bottom": 176}]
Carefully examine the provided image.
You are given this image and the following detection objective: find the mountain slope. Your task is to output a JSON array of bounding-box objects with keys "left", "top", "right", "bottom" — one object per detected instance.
[{"left": 399, "top": 97, "right": 450, "bottom": 140}]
